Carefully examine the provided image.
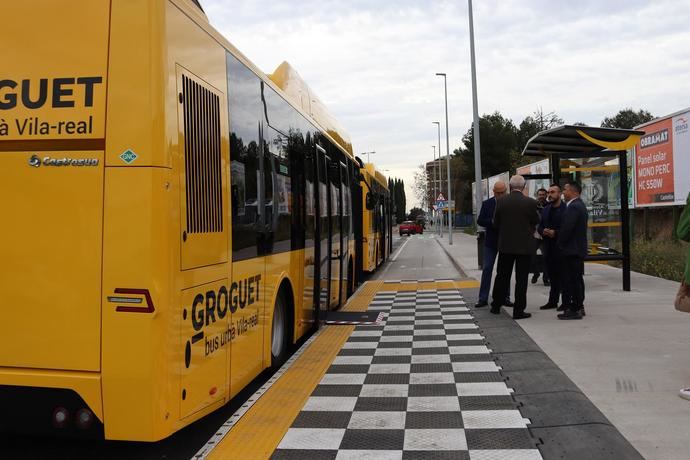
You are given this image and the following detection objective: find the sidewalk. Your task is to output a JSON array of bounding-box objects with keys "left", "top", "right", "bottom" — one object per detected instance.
[{"left": 436, "top": 230, "right": 690, "bottom": 460}]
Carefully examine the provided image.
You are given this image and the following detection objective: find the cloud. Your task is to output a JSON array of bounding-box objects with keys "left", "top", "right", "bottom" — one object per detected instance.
[{"left": 201, "top": 0, "right": 690, "bottom": 209}]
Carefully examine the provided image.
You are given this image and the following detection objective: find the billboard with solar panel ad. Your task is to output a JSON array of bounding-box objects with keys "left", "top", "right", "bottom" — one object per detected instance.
[{"left": 634, "top": 109, "right": 690, "bottom": 207}]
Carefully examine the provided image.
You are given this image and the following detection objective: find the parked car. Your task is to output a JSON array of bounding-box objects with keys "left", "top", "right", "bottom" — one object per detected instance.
[{"left": 399, "top": 220, "right": 422, "bottom": 236}]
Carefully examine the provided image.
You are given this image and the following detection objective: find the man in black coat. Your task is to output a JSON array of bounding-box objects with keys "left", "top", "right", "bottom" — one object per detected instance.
[
  {"left": 491, "top": 175, "right": 540, "bottom": 319},
  {"left": 538, "top": 184, "right": 565, "bottom": 310},
  {"left": 557, "top": 181, "right": 589, "bottom": 320}
]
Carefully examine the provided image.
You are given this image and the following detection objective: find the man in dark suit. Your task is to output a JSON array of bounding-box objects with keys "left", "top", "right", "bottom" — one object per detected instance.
[
  {"left": 491, "top": 175, "right": 540, "bottom": 319},
  {"left": 476, "top": 181, "right": 514, "bottom": 308},
  {"left": 538, "top": 184, "right": 565, "bottom": 310},
  {"left": 557, "top": 181, "right": 589, "bottom": 320}
]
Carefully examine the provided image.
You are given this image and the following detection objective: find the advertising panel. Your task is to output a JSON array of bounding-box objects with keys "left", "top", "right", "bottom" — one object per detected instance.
[
  {"left": 516, "top": 159, "right": 550, "bottom": 198},
  {"left": 472, "top": 172, "right": 510, "bottom": 214},
  {"left": 471, "top": 179, "right": 488, "bottom": 215},
  {"left": 634, "top": 109, "right": 690, "bottom": 207},
  {"left": 673, "top": 112, "right": 690, "bottom": 203},
  {"left": 488, "top": 172, "right": 510, "bottom": 198},
  {"left": 635, "top": 118, "right": 674, "bottom": 206}
]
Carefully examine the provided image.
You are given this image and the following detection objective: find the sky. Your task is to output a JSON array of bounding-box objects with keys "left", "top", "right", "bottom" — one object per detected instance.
[{"left": 202, "top": 0, "right": 690, "bottom": 210}]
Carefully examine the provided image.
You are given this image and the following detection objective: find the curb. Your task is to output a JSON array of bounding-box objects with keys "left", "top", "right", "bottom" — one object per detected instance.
[{"left": 434, "top": 236, "right": 469, "bottom": 278}]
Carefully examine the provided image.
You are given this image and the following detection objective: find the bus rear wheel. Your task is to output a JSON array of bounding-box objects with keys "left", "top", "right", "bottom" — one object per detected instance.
[{"left": 271, "top": 294, "right": 289, "bottom": 369}]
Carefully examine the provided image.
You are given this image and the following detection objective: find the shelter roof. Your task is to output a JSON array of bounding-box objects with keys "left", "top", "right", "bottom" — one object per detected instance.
[{"left": 521, "top": 125, "right": 644, "bottom": 157}]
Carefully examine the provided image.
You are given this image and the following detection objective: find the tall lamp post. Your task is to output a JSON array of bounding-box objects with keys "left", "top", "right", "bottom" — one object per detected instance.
[
  {"left": 360, "top": 151, "right": 376, "bottom": 162},
  {"left": 468, "top": 0, "right": 483, "bottom": 230},
  {"left": 431, "top": 146, "right": 437, "bottom": 223},
  {"left": 436, "top": 72, "right": 453, "bottom": 245},
  {"left": 432, "top": 121, "right": 442, "bottom": 236}
]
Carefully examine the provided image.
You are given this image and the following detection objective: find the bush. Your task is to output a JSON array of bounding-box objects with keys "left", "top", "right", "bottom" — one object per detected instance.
[{"left": 629, "top": 238, "right": 688, "bottom": 282}]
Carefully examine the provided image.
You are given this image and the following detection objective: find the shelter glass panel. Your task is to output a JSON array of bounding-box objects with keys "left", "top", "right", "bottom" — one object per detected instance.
[{"left": 558, "top": 156, "right": 623, "bottom": 256}]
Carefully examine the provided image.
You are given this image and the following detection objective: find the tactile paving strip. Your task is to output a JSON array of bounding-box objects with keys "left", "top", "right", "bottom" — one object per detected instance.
[{"left": 272, "top": 287, "right": 541, "bottom": 459}]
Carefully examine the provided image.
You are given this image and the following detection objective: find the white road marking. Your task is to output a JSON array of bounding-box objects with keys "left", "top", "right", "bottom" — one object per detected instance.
[{"left": 391, "top": 237, "right": 411, "bottom": 262}]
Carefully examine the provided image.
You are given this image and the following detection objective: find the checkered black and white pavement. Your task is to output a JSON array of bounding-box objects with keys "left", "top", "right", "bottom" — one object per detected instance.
[{"left": 273, "top": 288, "right": 542, "bottom": 460}]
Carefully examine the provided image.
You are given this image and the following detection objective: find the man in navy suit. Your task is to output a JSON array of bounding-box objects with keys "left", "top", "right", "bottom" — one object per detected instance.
[
  {"left": 557, "top": 181, "right": 589, "bottom": 320},
  {"left": 475, "top": 181, "right": 513, "bottom": 308}
]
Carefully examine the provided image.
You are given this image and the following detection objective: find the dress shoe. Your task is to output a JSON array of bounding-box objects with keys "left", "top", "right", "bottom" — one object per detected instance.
[
  {"left": 539, "top": 303, "right": 557, "bottom": 310},
  {"left": 556, "top": 304, "right": 567, "bottom": 312},
  {"left": 489, "top": 306, "right": 501, "bottom": 315},
  {"left": 503, "top": 299, "right": 515, "bottom": 307},
  {"left": 513, "top": 312, "right": 532, "bottom": 320},
  {"left": 579, "top": 308, "right": 586, "bottom": 317},
  {"left": 531, "top": 273, "right": 539, "bottom": 284},
  {"left": 557, "top": 309, "right": 583, "bottom": 320},
  {"left": 475, "top": 300, "right": 488, "bottom": 308}
]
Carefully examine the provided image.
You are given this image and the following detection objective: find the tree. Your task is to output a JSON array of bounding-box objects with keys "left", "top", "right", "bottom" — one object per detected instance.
[
  {"left": 408, "top": 207, "right": 425, "bottom": 221},
  {"left": 457, "top": 112, "right": 518, "bottom": 213},
  {"left": 511, "top": 108, "right": 565, "bottom": 172},
  {"left": 412, "top": 164, "right": 429, "bottom": 211},
  {"left": 516, "top": 108, "right": 564, "bottom": 151},
  {"left": 391, "top": 178, "right": 406, "bottom": 224},
  {"left": 601, "top": 108, "right": 654, "bottom": 129},
  {"left": 399, "top": 179, "right": 406, "bottom": 222}
]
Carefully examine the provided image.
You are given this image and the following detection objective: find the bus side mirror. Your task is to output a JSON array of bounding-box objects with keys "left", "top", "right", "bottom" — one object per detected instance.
[{"left": 366, "top": 192, "right": 375, "bottom": 210}]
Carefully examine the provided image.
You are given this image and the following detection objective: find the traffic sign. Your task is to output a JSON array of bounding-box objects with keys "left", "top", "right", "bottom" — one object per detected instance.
[
  {"left": 436, "top": 193, "right": 446, "bottom": 202},
  {"left": 436, "top": 200, "right": 448, "bottom": 209}
]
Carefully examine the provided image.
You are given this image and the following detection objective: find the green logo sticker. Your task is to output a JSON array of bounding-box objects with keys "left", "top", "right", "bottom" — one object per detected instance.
[{"left": 120, "top": 149, "right": 138, "bottom": 164}]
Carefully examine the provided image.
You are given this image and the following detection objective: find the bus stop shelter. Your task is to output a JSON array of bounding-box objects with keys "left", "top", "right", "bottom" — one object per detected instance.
[{"left": 521, "top": 125, "right": 645, "bottom": 291}]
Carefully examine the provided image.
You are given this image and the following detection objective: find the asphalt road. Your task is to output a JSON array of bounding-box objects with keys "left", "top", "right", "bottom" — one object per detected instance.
[{"left": 374, "top": 232, "right": 466, "bottom": 281}]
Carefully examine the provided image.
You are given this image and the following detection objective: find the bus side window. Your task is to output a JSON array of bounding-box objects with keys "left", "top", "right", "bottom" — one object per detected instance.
[
  {"left": 263, "top": 86, "right": 293, "bottom": 254},
  {"left": 304, "top": 132, "right": 316, "bottom": 248},
  {"left": 227, "top": 53, "right": 262, "bottom": 261}
]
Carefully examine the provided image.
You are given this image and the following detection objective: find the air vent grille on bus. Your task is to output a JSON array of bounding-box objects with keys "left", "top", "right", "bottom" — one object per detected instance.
[{"left": 182, "top": 75, "right": 223, "bottom": 234}]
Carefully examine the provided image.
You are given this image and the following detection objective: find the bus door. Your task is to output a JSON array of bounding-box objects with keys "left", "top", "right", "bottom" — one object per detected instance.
[
  {"left": 379, "top": 198, "right": 387, "bottom": 263},
  {"left": 328, "top": 158, "right": 343, "bottom": 308},
  {"left": 303, "top": 147, "right": 318, "bottom": 326},
  {"left": 316, "top": 145, "right": 330, "bottom": 316},
  {"left": 339, "top": 162, "right": 350, "bottom": 303}
]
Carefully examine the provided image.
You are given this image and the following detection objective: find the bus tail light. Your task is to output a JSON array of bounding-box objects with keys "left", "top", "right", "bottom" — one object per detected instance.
[
  {"left": 75, "top": 408, "right": 94, "bottom": 430},
  {"left": 52, "top": 407, "right": 69, "bottom": 428}
]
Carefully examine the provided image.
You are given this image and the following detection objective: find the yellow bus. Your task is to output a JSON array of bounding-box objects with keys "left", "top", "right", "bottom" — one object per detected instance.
[
  {"left": 358, "top": 163, "right": 392, "bottom": 275},
  {"left": 0, "top": 0, "right": 382, "bottom": 441}
]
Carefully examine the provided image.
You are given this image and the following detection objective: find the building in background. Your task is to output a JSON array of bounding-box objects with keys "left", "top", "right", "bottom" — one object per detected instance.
[{"left": 425, "top": 155, "right": 449, "bottom": 213}]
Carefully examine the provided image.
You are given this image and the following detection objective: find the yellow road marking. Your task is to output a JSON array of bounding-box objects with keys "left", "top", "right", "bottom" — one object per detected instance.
[
  {"left": 379, "top": 280, "right": 479, "bottom": 291},
  {"left": 208, "top": 281, "right": 380, "bottom": 459}
]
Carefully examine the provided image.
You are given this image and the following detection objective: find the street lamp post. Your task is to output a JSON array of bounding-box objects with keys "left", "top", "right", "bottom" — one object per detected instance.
[
  {"left": 468, "top": 0, "right": 483, "bottom": 231},
  {"left": 359, "top": 151, "right": 376, "bottom": 162},
  {"left": 432, "top": 121, "right": 442, "bottom": 236},
  {"left": 436, "top": 73, "right": 453, "bottom": 245}
]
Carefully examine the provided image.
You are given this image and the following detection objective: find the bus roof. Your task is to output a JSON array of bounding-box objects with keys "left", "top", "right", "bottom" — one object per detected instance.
[
  {"left": 174, "top": 0, "right": 355, "bottom": 161},
  {"left": 269, "top": 62, "right": 354, "bottom": 158},
  {"left": 363, "top": 163, "right": 388, "bottom": 190}
]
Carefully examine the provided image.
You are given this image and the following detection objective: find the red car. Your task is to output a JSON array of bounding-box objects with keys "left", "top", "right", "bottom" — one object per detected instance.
[{"left": 399, "top": 220, "right": 423, "bottom": 236}]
